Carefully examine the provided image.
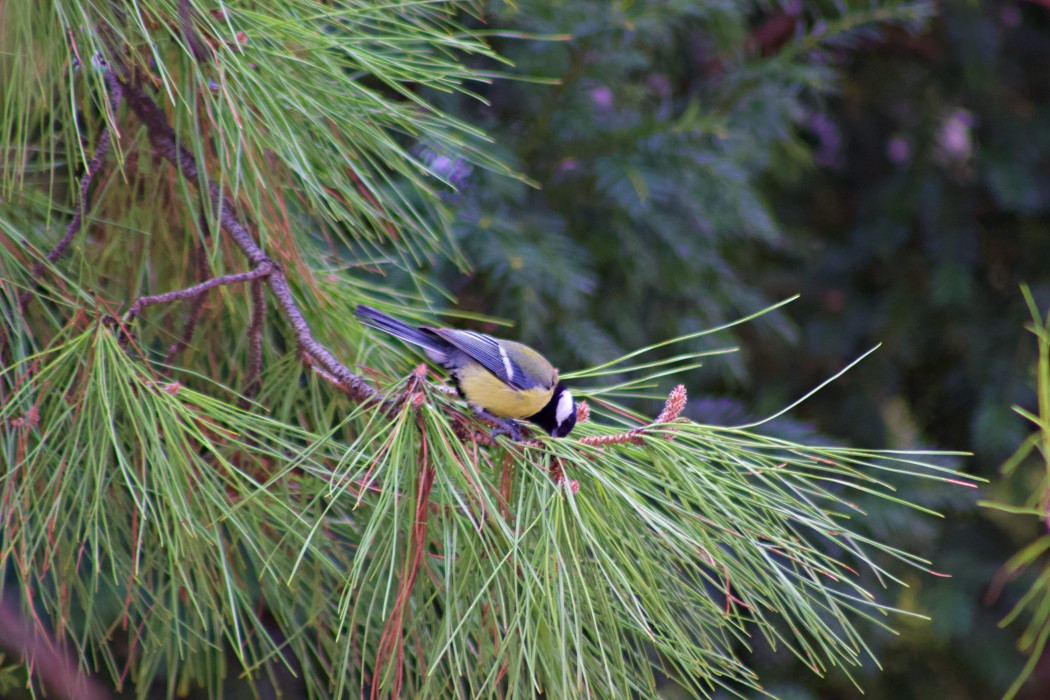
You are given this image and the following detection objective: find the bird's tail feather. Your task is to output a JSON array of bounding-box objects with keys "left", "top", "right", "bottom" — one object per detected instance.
[{"left": 354, "top": 305, "right": 448, "bottom": 356}]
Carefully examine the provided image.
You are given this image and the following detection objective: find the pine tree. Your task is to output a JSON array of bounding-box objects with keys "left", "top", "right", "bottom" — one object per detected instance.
[{"left": 1, "top": 2, "right": 970, "bottom": 697}]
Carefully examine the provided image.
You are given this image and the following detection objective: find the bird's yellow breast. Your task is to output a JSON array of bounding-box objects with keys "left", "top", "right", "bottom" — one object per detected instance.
[{"left": 457, "top": 365, "right": 555, "bottom": 419}]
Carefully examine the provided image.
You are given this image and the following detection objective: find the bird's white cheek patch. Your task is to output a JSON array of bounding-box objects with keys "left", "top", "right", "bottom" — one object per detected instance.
[{"left": 555, "top": 390, "right": 574, "bottom": 425}]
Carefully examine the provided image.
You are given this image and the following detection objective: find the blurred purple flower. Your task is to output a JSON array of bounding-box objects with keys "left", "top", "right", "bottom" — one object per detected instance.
[
  {"left": 558, "top": 157, "right": 580, "bottom": 172},
  {"left": 414, "top": 142, "right": 474, "bottom": 194},
  {"left": 808, "top": 112, "right": 843, "bottom": 169},
  {"left": 886, "top": 135, "right": 911, "bottom": 164},
  {"left": 934, "top": 109, "right": 975, "bottom": 166},
  {"left": 589, "top": 86, "right": 614, "bottom": 109}
]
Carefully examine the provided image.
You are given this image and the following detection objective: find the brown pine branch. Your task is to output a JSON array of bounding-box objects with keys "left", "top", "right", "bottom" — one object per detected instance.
[
  {"left": 110, "top": 68, "right": 376, "bottom": 401},
  {"left": 372, "top": 370, "right": 434, "bottom": 699},
  {"left": 124, "top": 260, "right": 274, "bottom": 320},
  {"left": 20, "top": 71, "right": 124, "bottom": 308},
  {"left": 163, "top": 233, "right": 211, "bottom": 366},
  {"left": 178, "top": 0, "right": 213, "bottom": 63},
  {"left": 245, "top": 277, "right": 266, "bottom": 397}
]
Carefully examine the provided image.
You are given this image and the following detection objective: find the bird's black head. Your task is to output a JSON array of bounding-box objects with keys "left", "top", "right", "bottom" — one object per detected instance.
[{"left": 528, "top": 382, "right": 577, "bottom": 438}]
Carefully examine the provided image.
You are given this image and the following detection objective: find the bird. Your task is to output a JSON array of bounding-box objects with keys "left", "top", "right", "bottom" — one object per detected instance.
[{"left": 354, "top": 305, "right": 577, "bottom": 439}]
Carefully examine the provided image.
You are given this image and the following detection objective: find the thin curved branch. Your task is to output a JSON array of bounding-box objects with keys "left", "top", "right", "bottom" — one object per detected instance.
[
  {"left": 245, "top": 277, "right": 266, "bottom": 397},
  {"left": 124, "top": 260, "right": 274, "bottom": 320},
  {"left": 178, "top": 0, "right": 213, "bottom": 63},
  {"left": 163, "top": 233, "right": 211, "bottom": 366},
  {"left": 113, "top": 70, "right": 376, "bottom": 401},
  {"left": 20, "top": 72, "right": 124, "bottom": 308}
]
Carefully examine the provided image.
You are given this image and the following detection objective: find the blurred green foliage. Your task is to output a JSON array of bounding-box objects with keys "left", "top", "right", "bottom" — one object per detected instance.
[{"left": 418, "top": 0, "right": 1050, "bottom": 697}]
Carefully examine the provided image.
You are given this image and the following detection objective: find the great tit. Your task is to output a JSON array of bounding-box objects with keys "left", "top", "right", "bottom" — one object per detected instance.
[{"left": 354, "top": 306, "right": 577, "bottom": 439}]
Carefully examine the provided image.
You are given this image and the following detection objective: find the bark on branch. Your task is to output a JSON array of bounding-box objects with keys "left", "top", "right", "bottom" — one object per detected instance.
[
  {"left": 112, "top": 69, "right": 376, "bottom": 402},
  {"left": 19, "top": 72, "right": 124, "bottom": 309}
]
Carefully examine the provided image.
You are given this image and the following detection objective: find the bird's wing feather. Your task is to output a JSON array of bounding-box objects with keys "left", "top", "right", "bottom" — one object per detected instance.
[{"left": 431, "top": 329, "right": 537, "bottom": 391}]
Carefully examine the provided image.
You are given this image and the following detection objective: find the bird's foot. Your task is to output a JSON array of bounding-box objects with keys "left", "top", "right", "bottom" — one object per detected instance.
[
  {"left": 471, "top": 407, "right": 524, "bottom": 441},
  {"left": 489, "top": 421, "right": 523, "bottom": 442}
]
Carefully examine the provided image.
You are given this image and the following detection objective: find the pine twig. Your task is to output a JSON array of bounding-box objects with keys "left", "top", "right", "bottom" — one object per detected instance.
[
  {"left": 124, "top": 261, "right": 274, "bottom": 320},
  {"left": 373, "top": 428, "right": 435, "bottom": 699},
  {"left": 163, "top": 234, "right": 211, "bottom": 366},
  {"left": 245, "top": 278, "right": 266, "bottom": 397},
  {"left": 178, "top": 0, "right": 213, "bottom": 63},
  {"left": 577, "top": 384, "right": 687, "bottom": 447},
  {"left": 113, "top": 70, "right": 376, "bottom": 401},
  {"left": 372, "top": 367, "right": 434, "bottom": 698},
  {"left": 20, "top": 71, "right": 123, "bottom": 308}
]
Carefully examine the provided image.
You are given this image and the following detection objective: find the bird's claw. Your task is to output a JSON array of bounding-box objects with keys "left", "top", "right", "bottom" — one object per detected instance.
[
  {"left": 471, "top": 406, "right": 524, "bottom": 442},
  {"left": 489, "top": 420, "right": 523, "bottom": 442}
]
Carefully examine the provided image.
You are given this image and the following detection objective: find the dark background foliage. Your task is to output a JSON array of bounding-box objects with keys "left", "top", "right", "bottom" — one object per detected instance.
[{"left": 421, "top": 1, "right": 1050, "bottom": 697}]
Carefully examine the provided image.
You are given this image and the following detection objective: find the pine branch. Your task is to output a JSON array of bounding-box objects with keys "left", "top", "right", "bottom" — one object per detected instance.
[
  {"left": 177, "top": 0, "right": 212, "bottom": 64},
  {"left": 162, "top": 233, "right": 210, "bottom": 367},
  {"left": 124, "top": 260, "right": 274, "bottom": 321},
  {"left": 111, "top": 66, "right": 376, "bottom": 402},
  {"left": 0, "top": 4, "right": 981, "bottom": 698},
  {"left": 19, "top": 72, "right": 123, "bottom": 309},
  {"left": 245, "top": 278, "right": 266, "bottom": 398},
  {"left": 374, "top": 383, "right": 434, "bottom": 699}
]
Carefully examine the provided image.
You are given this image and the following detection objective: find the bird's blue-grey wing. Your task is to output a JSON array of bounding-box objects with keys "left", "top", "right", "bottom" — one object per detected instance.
[{"left": 431, "top": 328, "right": 535, "bottom": 391}]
